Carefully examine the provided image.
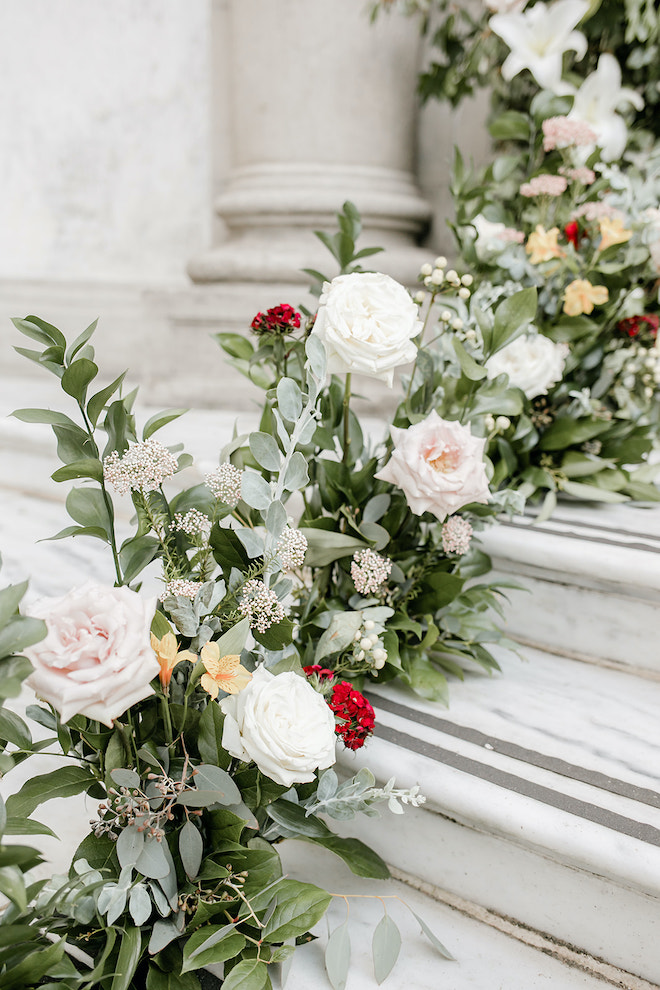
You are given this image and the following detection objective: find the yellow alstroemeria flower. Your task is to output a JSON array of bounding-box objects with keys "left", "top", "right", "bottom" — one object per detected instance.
[
  {"left": 526, "top": 225, "right": 565, "bottom": 265},
  {"left": 151, "top": 632, "right": 197, "bottom": 691},
  {"left": 200, "top": 642, "right": 252, "bottom": 699},
  {"left": 598, "top": 216, "right": 632, "bottom": 252},
  {"left": 562, "top": 279, "right": 609, "bottom": 316}
]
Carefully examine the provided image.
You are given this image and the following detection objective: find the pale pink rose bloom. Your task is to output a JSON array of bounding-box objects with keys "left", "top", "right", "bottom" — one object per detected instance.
[
  {"left": 375, "top": 411, "right": 490, "bottom": 521},
  {"left": 26, "top": 582, "right": 159, "bottom": 727},
  {"left": 220, "top": 666, "right": 336, "bottom": 787}
]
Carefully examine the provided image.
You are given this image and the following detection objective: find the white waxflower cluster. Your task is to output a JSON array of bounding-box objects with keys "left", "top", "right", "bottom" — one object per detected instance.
[
  {"left": 205, "top": 463, "right": 242, "bottom": 507},
  {"left": 276, "top": 527, "right": 308, "bottom": 570},
  {"left": 103, "top": 439, "right": 178, "bottom": 495},
  {"left": 377, "top": 777, "right": 427, "bottom": 815},
  {"left": 350, "top": 549, "right": 392, "bottom": 596},
  {"left": 238, "top": 579, "right": 286, "bottom": 634},
  {"left": 441, "top": 515, "right": 473, "bottom": 556},
  {"left": 159, "top": 579, "right": 202, "bottom": 602},
  {"left": 173, "top": 508, "right": 211, "bottom": 540},
  {"left": 351, "top": 618, "right": 388, "bottom": 670}
]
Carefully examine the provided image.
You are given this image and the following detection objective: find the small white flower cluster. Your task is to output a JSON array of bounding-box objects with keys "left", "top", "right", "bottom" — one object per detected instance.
[
  {"left": 351, "top": 617, "right": 388, "bottom": 670},
  {"left": 351, "top": 549, "right": 392, "bottom": 596},
  {"left": 238, "top": 579, "right": 286, "bottom": 634},
  {"left": 276, "top": 527, "right": 308, "bottom": 570},
  {"left": 484, "top": 414, "right": 511, "bottom": 435},
  {"left": 173, "top": 508, "right": 211, "bottom": 540},
  {"left": 205, "top": 463, "right": 242, "bottom": 507},
  {"left": 609, "top": 341, "right": 660, "bottom": 399},
  {"left": 441, "top": 515, "right": 473, "bottom": 556},
  {"left": 377, "top": 777, "right": 426, "bottom": 815},
  {"left": 103, "top": 439, "right": 178, "bottom": 495},
  {"left": 159, "top": 579, "right": 202, "bottom": 602}
]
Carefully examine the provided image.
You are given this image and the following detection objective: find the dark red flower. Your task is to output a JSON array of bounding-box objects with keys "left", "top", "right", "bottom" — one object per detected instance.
[
  {"left": 250, "top": 304, "right": 301, "bottom": 336},
  {"left": 303, "top": 664, "right": 335, "bottom": 682},
  {"left": 564, "top": 220, "right": 581, "bottom": 249},
  {"left": 616, "top": 314, "right": 659, "bottom": 340},
  {"left": 328, "top": 681, "right": 376, "bottom": 751}
]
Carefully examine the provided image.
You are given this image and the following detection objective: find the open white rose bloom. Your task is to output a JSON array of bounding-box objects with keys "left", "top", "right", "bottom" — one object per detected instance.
[
  {"left": 25, "top": 582, "right": 159, "bottom": 727},
  {"left": 486, "top": 333, "right": 569, "bottom": 399},
  {"left": 220, "top": 665, "right": 338, "bottom": 787},
  {"left": 311, "top": 271, "right": 421, "bottom": 386}
]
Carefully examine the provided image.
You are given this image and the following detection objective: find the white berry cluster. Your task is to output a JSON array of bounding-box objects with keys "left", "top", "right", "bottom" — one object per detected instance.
[
  {"left": 173, "top": 508, "right": 211, "bottom": 540},
  {"left": 159, "top": 579, "right": 202, "bottom": 602},
  {"left": 441, "top": 515, "right": 473, "bottom": 556},
  {"left": 205, "top": 463, "right": 243, "bottom": 507},
  {"left": 350, "top": 549, "right": 392, "bottom": 596},
  {"left": 351, "top": 619, "right": 387, "bottom": 670},
  {"left": 238, "top": 579, "right": 286, "bottom": 634},
  {"left": 103, "top": 439, "right": 178, "bottom": 495},
  {"left": 276, "top": 527, "right": 308, "bottom": 570}
]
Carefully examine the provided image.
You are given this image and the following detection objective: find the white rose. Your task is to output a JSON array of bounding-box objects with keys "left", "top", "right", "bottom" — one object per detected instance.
[
  {"left": 374, "top": 410, "right": 491, "bottom": 521},
  {"left": 220, "top": 666, "right": 336, "bottom": 787},
  {"left": 25, "top": 582, "right": 159, "bottom": 727},
  {"left": 486, "top": 333, "right": 568, "bottom": 399},
  {"left": 311, "top": 272, "right": 421, "bottom": 386}
]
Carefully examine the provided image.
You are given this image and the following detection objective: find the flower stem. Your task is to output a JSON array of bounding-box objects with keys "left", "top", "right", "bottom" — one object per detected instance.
[{"left": 342, "top": 373, "right": 352, "bottom": 464}]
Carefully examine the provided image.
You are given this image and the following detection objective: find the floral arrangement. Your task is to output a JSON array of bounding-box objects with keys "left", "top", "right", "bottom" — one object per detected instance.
[
  {"left": 217, "top": 203, "right": 526, "bottom": 705},
  {"left": 374, "top": 0, "right": 660, "bottom": 140},
  {"left": 0, "top": 314, "right": 452, "bottom": 990}
]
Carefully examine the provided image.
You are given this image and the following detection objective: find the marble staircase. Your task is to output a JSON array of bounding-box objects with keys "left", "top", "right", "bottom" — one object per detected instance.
[{"left": 1, "top": 376, "right": 660, "bottom": 988}]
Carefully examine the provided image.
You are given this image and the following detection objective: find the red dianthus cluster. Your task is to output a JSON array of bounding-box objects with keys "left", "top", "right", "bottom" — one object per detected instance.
[
  {"left": 250, "top": 304, "right": 301, "bottom": 336},
  {"left": 616, "top": 314, "right": 659, "bottom": 339},
  {"left": 303, "top": 666, "right": 376, "bottom": 751}
]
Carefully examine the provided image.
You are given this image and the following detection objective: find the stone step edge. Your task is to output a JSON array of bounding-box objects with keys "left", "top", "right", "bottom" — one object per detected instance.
[
  {"left": 508, "top": 632, "right": 660, "bottom": 683},
  {"left": 390, "top": 866, "right": 659, "bottom": 990}
]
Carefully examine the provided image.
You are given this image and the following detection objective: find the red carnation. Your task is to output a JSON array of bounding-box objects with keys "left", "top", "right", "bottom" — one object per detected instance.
[
  {"left": 328, "top": 681, "right": 376, "bottom": 751},
  {"left": 303, "top": 664, "right": 336, "bottom": 682},
  {"left": 250, "top": 304, "right": 301, "bottom": 336},
  {"left": 616, "top": 314, "right": 659, "bottom": 340}
]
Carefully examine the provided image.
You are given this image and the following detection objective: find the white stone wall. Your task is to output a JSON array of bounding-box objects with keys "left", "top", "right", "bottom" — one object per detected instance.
[{"left": 0, "top": 0, "right": 211, "bottom": 285}]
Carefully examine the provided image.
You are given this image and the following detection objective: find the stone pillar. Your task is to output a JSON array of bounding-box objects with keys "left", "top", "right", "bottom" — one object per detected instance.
[{"left": 188, "top": 0, "right": 432, "bottom": 286}]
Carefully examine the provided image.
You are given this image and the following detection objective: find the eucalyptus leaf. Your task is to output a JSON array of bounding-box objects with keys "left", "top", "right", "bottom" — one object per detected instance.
[
  {"left": 372, "top": 913, "right": 401, "bottom": 984},
  {"left": 277, "top": 378, "right": 303, "bottom": 421},
  {"left": 241, "top": 471, "right": 272, "bottom": 511},
  {"left": 179, "top": 819, "right": 203, "bottom": 878},
  {"left": 249, "top": 431, "right": 282, "bottom": 472},
  {"left": 326, "top": 921, "right": 351, "bottom": 990}
]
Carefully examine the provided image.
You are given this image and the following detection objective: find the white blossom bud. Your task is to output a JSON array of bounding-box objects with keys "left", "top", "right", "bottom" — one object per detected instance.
[
  {"left": 360, "top": 638, "right": 374, "bottom": 651},
  {"left": 458, "top": 287, "right": 471, "bottom": 300},
  {"left": 451, "top": 317, "right": 464, "bottom": 330},
  {"left": 420, "top": 263, "right": 433, "bottom": 276},
  {"left": 364, "top": 620, "right": 375, "bottom": 631},
  {"left": 445, "top": 269, "right": 459, "bottom": 283},
  {"left": 496, "top": 416, "right": 511, "bottom": 431},
  {"left": 440, "top": 310, "right": 452, "bottom": 322},
  {"left": 414, "top": 290, "right": 426, "bottom": 304},
  {"left": 434, "top": 256, "right": 447, "bottom": 268},
  {"left": 484, "top": 414, "right": 496, "bottom": 431},
  {"left": 430, "top": 268, "right": 444, "bottom": 285},
  {"left": 461, "top": 274, "right": 474, "bottom": 286}
]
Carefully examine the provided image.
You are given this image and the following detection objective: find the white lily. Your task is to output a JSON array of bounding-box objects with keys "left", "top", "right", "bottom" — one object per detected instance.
[
  {"left": 490, "top": 0, "right": 589, "bottom": 96},
  {"left": 568, "top": 53, "right": 644, "bottom": 161}
]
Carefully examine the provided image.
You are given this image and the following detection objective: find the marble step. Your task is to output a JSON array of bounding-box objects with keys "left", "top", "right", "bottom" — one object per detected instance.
[
  {"left": 478, "top": 501, "right": 660, "bottom": 677},
  {"left": 337, "top": 646, "right": 660, "bottom": 987}
]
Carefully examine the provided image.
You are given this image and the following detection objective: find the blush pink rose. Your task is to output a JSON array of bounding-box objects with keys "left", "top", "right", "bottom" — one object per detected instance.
[
  {"left": 375, "top": 411, "right": 490, "bottom": 521},
  {"left": 25, "top": 582, "right": 159, "bottom": 727}
]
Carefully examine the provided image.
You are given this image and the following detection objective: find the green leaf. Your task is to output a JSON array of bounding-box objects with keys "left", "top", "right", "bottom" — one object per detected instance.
[
  {"left": 452, "top": 338, "right": 487, "bottom": 381},
  {"left": 488, "top": 109, "right": 531, "bottom": 141},
  {"left": 119, "top": 535, "right": 160, "bottom": 584},
  {"left": 263, "top": 878, "right": 331, "bottom": 942},
  {"left": 0, "top": 616, "right": 46, "bottom": 658},
  {"left": 143, "top": 408, "right": 187, "bottom": 441},
  {"left": 51, "top": 458, "right": 103, "bottom": 483},
  {"left": 11, "top": 408, "right": 79, "bottom": 429},
  {"left": 407, "top": 656, "right": 449, "bottom": 704},
  {"left": 216, "top": 332, "right": 255, "bottom": 360},
  {"left": 146, "top": 968, "right": 201, "bottom": 990},
  {"left": 241, "top": 472, "right": 272, "bottom": 511},
  {"left": 249, "top": 432, "right": 281, "bottom": 472},
  {"left": 181, "top": 926, "right": 245, "bottom": 973},
  {"left": 282, "top": 451, "right": 309, "bottom": 492},
  {"left": 215, "top": 616, "right": 250, "bottom": 657},
  {"left": 372, "top": 912, "right": 401, "bottom": 984},
  {"left": 0, "top": 581, "right": 28, "bottom": 628},
  {"left": 0, "top": 866, "right": 27, "bottom": 910},
  {"left": 111, "top": 926, "right": 143, "bottom": 990},
  {"left": 66, "top": 486, "right": 113, "bottom": 538},
  {"left": 539, "top": 417, "right": 612, "bottom": 451},
  {"left": 4, "top": 816, "right": 57, "bottom": 837},
  {"left": 179, "top": 820, "right": 203, "bottom": 879},
  {"left": 197, "top": 701, "right": 230, "bottom": 769},
  {"left": 0, "top": 936, "right": 65, "bottom": 990},
  {"left": 221, "top": 958, "right": 269, "bottom": 990},
  {"left": 307, "top": 835, "right": 390, "bottom": 879},
  {"left": 561, "top": 481, "right": 628, "bottom": 503},
  {"left": 61, "top": 358, "right": 98, "bottom": 403},
  {"left": 412, "top": 910, "right": 454, "bottom": 959},
  {"left": 87, "top": 371, "right": 127, "bottom": 427},
  {"left": 299, "top": 527, "right": 367, "bottom": 567},
  {"left": 0, "top": 709, "right": 32, "bottom": 749},
  {"left": 5, "top": 766, "right": 96, "bottom": 818},
  {"left": 490, "top": 288, "right": 537, "bottom": 355},
  {"left": 277, "top": 378, "right": 303, "bottom": 421},
  {"left": 65, "top": 319, "right": 98, "bottom": 363},
  {"left": 326, "top": 920, "right": 351, "bottom": 990}
]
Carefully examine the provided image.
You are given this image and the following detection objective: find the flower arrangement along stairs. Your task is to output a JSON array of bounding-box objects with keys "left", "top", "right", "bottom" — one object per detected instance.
[
  {"left": 338, "top": 500, "right": 660, "bottom": 989},
  {"left": 2, "top": 370, "right": 660, "bottom": 989}
]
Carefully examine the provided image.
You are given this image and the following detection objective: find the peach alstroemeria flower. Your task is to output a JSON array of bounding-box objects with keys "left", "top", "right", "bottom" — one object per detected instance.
[
  {"left": 526, "top": 225, "right": 565, "bottom": 264},
  {"left": 200, "top": 642, "right": 252, "bottom": 699},
  {"left": 151, "top": 632, "right": 196, "bottom": 691},
  {"left": 563, "top": 279, "right": 609, "bottom": 316},
  {"left": 598, "top": 217, "right": 632, "bottom": 252}
]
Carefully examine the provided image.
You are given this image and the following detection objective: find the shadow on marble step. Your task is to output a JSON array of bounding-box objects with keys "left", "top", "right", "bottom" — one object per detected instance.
[
  {"left": 479, "top": 508, "right": 660, "bottom": 675},
  {"left": 335, "top": 657, "right": 660, "bottom": 986}
]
